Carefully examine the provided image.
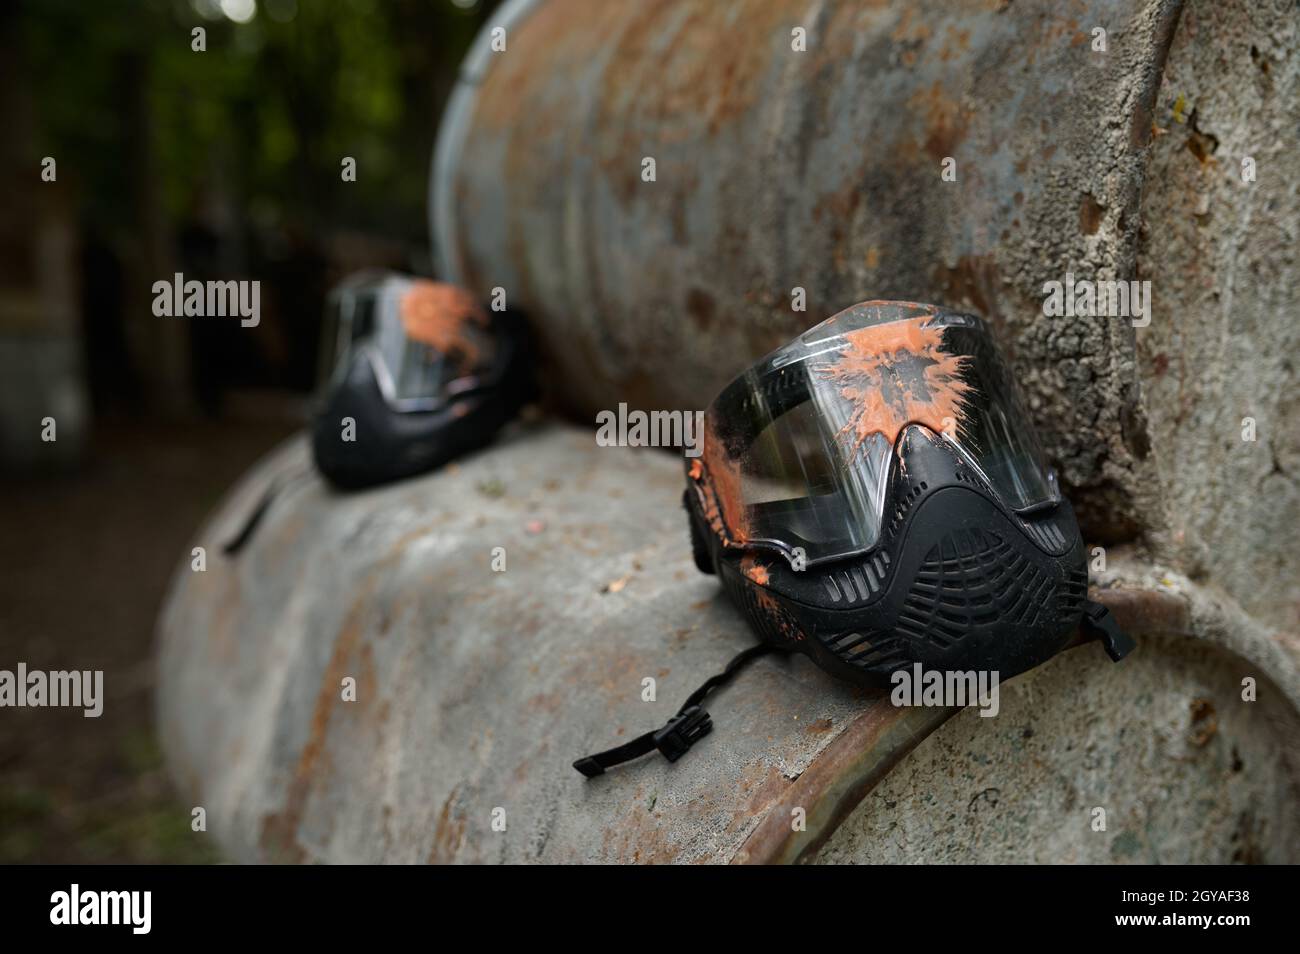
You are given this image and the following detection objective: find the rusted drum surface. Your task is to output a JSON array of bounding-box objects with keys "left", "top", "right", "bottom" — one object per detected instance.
[
  {"left": 159, "top": 423, "right": 898, "bottom": 863},
  {"left": 433, "top": 0, "right": 1300, "bottom": 619},
  {"left": 434, "top": 0, "right": 1176, "bottom": 437},
  {"left": 157, "top": 423, "right": 1300, "bottom": 863}
]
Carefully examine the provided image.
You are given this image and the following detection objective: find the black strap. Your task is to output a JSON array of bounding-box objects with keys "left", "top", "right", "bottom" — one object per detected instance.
[
  {"left": 573, "top": 644, "right": 777, "bottom": 778},
  {"left": 1079, "top": 598, "right": 1136, "bottom": 662},
  {"left": 222, "top": 464, "right": 312, "bottom": 556}
]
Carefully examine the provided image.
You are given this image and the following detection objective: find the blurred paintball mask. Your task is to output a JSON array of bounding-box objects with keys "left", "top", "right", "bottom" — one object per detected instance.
[
  {"left": 222, "top": 273, "right": 533, "bottom": 556},
  {"left": 310, "top": 272, "right": 534, "bottom": 490}
]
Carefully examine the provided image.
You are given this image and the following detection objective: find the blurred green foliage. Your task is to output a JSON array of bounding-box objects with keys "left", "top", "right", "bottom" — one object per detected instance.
[
  {"left": 0, "top": 730, "right": 221, "bottom": 864},
  {"left": 22, "top": 0, "right": 490, "bottom": 242},
  {"left": 7, "top": 1, "right": 496, "bottom": 861}
]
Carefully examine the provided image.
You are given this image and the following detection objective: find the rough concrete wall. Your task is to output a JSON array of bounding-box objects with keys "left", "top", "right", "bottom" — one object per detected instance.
[
  {"left": 819, "top": 633, "right": 1300, "bottom": 863},
  {"left": 1133, "top": 0, "right": 1299, "bottom": 631}
]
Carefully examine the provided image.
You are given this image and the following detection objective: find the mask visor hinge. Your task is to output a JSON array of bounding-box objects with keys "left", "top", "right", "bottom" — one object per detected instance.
[{"left": 1081, "top": 598, "right": 1136, "bottom": 662}]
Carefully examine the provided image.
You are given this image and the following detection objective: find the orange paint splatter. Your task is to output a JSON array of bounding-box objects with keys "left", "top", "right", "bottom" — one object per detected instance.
[
  {"left": 400, "top": 281, "right": 487, "bottom": 369},
  {"left": 754, "top": 586, "right": 803, "bottom": 642},
  {"left": 692, "top": 416, "right": 749, "bottom": 546},
  {"left": 740, "top": 555, "right": 770, "bottom": 585},
  {"left": 817, "top": 315, "right": 972, "bottom": 455}
]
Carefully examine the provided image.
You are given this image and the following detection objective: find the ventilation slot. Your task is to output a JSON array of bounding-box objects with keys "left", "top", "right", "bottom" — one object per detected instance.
[
  {"left": 1021, "top": 517, "right": 1070, "bottom": 554},
  {"left": 819, "top": 630, "right": 907, "bottom": 676},
  {"left": 893, "top": 528, "right": 1062, "bottom": 648},
  {"left": 822, "top": 551, "right": 889, "bottom": 605},
  {"left": 886, "top": 482, "right": 930, "bottom": 540},
  {"left": 822, "top": 576, "right": 842, "bottom": 603},
  {"left": 1056, "top": 568, "right": 1088, "bottom": 617}
]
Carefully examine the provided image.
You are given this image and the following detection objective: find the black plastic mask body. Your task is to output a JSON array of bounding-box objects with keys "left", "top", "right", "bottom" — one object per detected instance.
[
  {"left": 685, "top": 301, "right": 1093, "bottom": 687},
  {"left": 311, "top": 273, "right": 534, "bottom": 490}
]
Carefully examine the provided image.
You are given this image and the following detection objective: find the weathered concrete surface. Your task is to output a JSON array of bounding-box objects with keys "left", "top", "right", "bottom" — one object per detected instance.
[
  {"left": 1135, "top": 0, "right": 1299, "bottom": 633},
  {"left": 819, "top": 630, "right": 1300, "bottom": 863},
  {"left": 157, "top": 423, "right": 1300, "bottom": 863}
]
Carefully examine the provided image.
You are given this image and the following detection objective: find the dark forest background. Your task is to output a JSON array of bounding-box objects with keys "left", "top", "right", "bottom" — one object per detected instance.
[{"left": 0, "top": 0, "right": 498, "bottom": 862}]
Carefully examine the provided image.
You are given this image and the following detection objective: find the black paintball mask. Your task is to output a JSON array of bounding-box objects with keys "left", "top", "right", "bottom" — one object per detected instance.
[
  {"left": 222, "top": 273, "right": 533, "bottom": 557},
  {"left": 310, "top": 272, "right": 534, "bottom": 490},
  {"left": 575, "top": 300, "right": 1133, "bottom": 778},
  {"left": 686, "top": 300, "right": 1134, "bottom": 683}
]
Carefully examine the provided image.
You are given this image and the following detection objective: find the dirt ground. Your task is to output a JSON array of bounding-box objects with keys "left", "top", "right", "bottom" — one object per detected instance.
[{"left": 0, "top": 410, "right": 297, "bottom": 862}]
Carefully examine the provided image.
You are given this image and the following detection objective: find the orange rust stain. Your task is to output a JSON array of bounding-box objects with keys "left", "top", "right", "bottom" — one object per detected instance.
[
  {"left": 252, "top": 519, "right": 474, "bottom": 862},
  {"left": 399, "top": 280, "right": 486, "bottom": 369},
  {"left": 525, "top": 689, "right": 567, "bottom": 715},
  {"left": 804, "top": 717, "right": 834, "bottom": 735},
  {"left": 428, "top": 787, "right": 467, "bottom": 863},
  {"left": 1079, "top": 193, "right": 1104, "bottom": 235},
  {"left": 816, "top": 315, "right": 972, "bottom": 455},
  {"left": 1189, "top": 698, "right": 1218, "bottom": 748},
  {"left": 472, "top": 0, "right": 644, "bottom": 128},
  {"left": 262, "top": 510, "right": 306, "bottom": 569},
  {"left": 738, "top": 762, "right": 796, "bottom": 821},
  {"left": 601, "top": 2, "right": 793, "bottom": 141},
  {"left": 908, "top": 80, "right": 969, "bottom": 161},
  {"left": 936, "top": 255, "right": 1000, "bottom": 317},
  {"left": 208, "top": 570, "right": 241, "bottom": 665},
  {"left": 357, "top": 643, "right": 378, "bottom": 708},
  {"left": 890, "top": 8, "right": 932, "bottom": 45},
  {"left": 259, "top": 576, "right": 379, "bottom": 862}
]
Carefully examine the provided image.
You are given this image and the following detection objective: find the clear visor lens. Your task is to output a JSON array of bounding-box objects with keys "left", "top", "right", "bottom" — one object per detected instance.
[
  {"left": 694, "top": 302, "right": 1058, "bottom": 564},
  {"left": 317, "top": 274, "right": 493, "bottom": 409}
]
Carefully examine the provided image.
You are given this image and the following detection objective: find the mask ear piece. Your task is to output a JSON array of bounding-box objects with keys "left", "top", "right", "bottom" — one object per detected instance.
[{"left": 1080, "top": 600, "right": 1137, "bottom": 662}]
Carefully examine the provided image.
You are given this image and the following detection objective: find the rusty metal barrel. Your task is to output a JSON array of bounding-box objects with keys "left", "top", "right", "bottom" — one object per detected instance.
[
  {"left": 159, "top": 423, "right": 1299, "bottom": 863},
  {"left": 159, "top": 0, "right": 1300, "bottom": 862}
]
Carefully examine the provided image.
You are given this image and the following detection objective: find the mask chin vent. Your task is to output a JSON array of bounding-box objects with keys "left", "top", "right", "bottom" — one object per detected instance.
[
  {"left": 895, "top": 528, "right": 1053, "bottom": 647},
  {"left": 821, "top": 629, "right": 907, "bottom": 676}
]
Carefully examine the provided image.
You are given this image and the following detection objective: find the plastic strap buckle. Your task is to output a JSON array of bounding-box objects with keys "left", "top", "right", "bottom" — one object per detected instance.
[{"left": 652, "top": 705, "right": 713, "bottom": 762}]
